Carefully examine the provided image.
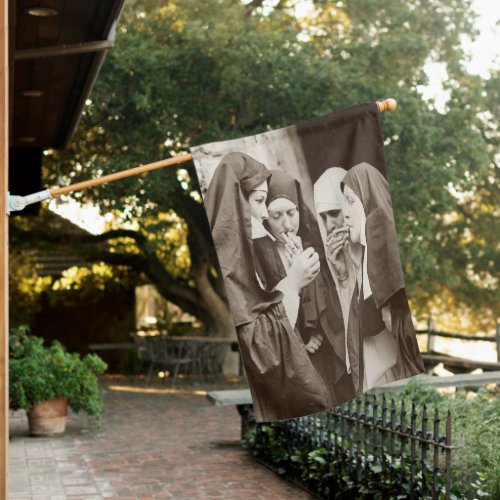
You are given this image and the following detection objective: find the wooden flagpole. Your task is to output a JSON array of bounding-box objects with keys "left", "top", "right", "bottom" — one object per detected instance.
[
  {"left": 50, "top": 153, "right": 193, "bottom": 197},
  {"left": 48, "top": 99, "right": 397, "bottom": 200}
]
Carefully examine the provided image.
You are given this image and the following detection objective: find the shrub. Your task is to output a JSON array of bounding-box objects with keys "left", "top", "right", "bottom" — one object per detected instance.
[
  {"left": 244, "top": 382, "right": 499, "bottom": 498},
  {"left": 9, "top": 325, "right": 108, "bottom": 418}
]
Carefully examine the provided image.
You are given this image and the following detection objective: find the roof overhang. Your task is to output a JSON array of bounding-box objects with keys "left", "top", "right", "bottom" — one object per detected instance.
[{"left": 10, "top": 0, "right": 125, "bottom": 150}]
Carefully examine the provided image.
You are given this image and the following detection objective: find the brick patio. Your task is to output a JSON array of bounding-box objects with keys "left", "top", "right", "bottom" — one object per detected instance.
[{"left": 9, "top": 377, "right": 312, "bottom": 499}]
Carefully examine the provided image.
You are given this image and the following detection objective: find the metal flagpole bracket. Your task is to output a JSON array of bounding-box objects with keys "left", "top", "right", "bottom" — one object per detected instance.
[{"left": 7, "top": 189, "right": 52, "bottom": 215}]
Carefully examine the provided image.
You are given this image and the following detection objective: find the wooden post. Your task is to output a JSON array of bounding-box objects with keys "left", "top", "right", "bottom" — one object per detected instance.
[
  {"left": 0, "top": 0, "right": 9, "bottom": 496},
  {"left": 496, "top": 322, "right": 500, "bottom": 362},
  {"left": 427, "top": 317, "right": 435, "bottom": 353}
]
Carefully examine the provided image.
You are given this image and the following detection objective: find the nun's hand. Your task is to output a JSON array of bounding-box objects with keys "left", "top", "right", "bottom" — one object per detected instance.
[
  {"left": 326, "top": 227, "right": 349, "bottom": 247},
  {"left": 287, "top": 247, "right": 320, "bottom": 291},
  {"left": 326, "top": 237, "right": 349, "bottom": 282},
  {"left": 283, "top": 243, "right": 295, "bottom": 266},
  {"left": 281, "top": 233, "right": 298, "bottom": 266},
  {"left": 288, "top": 233, "right": 303, "bottom": 252},
  {"left": 305, "top": 334, "right": 323, "bottom": 354},
  {"left": 326, "top": 237, "right": 345, "bottom": 262},
  {"left": 282, "top": 232, "right": 303, "bottom": 255}
]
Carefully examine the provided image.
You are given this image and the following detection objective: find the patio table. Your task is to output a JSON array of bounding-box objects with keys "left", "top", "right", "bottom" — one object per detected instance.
[{"left": 166, "top": 336, "right": 238, "bottom": 380}]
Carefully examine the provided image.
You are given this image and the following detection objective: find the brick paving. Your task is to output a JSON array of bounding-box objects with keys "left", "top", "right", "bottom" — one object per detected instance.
[{"left": 9, "top": 377, "right": 312, "bottom": 499}]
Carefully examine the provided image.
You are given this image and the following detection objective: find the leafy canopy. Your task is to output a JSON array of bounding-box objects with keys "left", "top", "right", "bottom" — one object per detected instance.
[{"left": 42, "top": 0, "right": 498, "bottom": 331}]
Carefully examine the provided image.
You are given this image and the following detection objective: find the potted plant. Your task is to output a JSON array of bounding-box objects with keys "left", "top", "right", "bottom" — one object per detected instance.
[{"left": 9, "top": 326, "right": 107, "bottom": 436}]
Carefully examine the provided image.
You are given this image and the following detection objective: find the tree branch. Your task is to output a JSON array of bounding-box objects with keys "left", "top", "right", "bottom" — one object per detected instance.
[
  {"left": 86, "top": 248, "right": 211, "bottom": 323},
  {"left": 92, "top": 229, "right": 147, "bottom": 245},
  {"left": 89, "top": 251, "right": 147, "bottom": 269}
]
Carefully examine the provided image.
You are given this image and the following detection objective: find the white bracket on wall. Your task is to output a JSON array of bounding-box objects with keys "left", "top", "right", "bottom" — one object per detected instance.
[{"left": 7, "top": 189, "right": 52, "bottom": 215}]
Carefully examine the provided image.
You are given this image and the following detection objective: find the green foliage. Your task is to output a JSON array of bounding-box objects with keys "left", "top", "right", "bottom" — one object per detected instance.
[
  {"left": 9, "top": 211, "right": 140, "bottom": 329},
  {"left": 8, "top": 249, "right": 52, "bottom": 326},
  {"left": 246, "top": 423, "right": 445, "bottom": 498},
  {"left": 41, "top": 0, "right": 498, "bottom": 330},
  {"left": 400, "top": 378, "right": 446, "bottom": 406},
  {"left": 443, "top": 390, "right": 500, "bottom": 499},
  {"left": 400, "top": 381, "right": 500, "bottom": 498},
  {"left": 9, "top": 326, "right": 108, "bottom": 418},
  {"left": 245, "top": 385, "right": 500, "bottom": 498}
]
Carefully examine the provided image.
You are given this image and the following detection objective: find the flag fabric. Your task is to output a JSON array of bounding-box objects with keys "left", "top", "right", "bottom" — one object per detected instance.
[{"left": 191, "top": 103, "right": 424, "bottom": 422}]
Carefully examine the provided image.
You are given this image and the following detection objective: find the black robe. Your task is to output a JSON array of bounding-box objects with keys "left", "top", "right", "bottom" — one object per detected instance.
[
  {"left": 254, "top": 236, "right": 353, "bottom": 406},
  {"left": 342, "top": 162, "right": 424, "bottom": 381},
  {"left": 253, "top": 169, "right": 352, "bottom": 406},
  {"left": 345, "top": 253, "right": 389, "bottom": 395},
  {"left": 204, "top": 152, "right": 331, "bottom": 421}
]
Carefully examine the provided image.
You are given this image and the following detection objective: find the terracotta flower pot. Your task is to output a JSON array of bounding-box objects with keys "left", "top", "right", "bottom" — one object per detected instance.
[{"left": 27, "top": 397, "right": 69, "bottom": 436}]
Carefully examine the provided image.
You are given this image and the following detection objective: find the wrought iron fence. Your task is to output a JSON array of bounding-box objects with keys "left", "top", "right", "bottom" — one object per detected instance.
[{"left": 247, "top": 394, "right": 454, "bottom": 499}]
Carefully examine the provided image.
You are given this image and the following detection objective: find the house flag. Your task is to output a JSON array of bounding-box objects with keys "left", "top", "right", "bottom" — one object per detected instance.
[{"left": 191, "top": 103, "right": 424, "bottom": 422}]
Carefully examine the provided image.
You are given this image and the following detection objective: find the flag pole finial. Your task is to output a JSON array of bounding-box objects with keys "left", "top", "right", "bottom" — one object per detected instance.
[{"left": 376, "top": 98, "right": 397, "bottom": 113}]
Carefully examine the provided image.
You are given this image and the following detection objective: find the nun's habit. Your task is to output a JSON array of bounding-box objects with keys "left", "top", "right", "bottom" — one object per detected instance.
[
  {"left": 341, "top": 162, "right": 424, "bottom": 381},
  {"left": 313, "top": 167, "right": 360, "bottom": 391},
  {"left": 204, "top": 152, "right": 331, "bottom": 422},
  {"left": 253, "top": 170, "right": 350, "bottom": 406}
]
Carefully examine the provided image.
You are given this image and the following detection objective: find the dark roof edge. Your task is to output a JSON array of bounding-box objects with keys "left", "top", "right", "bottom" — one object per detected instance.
[{"left": 61, "top": 0, "right": 126, "bottom": 149}]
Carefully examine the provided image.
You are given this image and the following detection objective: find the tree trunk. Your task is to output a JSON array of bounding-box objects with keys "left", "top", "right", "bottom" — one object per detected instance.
[{"left": 193, "top": 272, "right": 236, "bottom": 339}]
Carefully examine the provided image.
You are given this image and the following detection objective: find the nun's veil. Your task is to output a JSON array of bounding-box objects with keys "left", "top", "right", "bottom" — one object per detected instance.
[
  {"left": 313, "top": 167, "right": 347, "bottom": 282},
  {"left": 314, "top": 167, "right": 346, "bottom": 217},
  {"left": 341, "top": 162, "right": 405, "bottom": 309},
  {"left": 204, "top": 152, "right": 283, "bottom": 327},
  {"left": 265, "top": 169, "right": 324, "bottom": 251}
]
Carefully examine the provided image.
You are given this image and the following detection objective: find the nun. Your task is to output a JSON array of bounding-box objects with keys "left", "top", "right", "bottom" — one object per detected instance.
[
  {"left": 253, "top": 170, "right": 353, "bottom": 406},
  {"left": 340, "top": 162, "right": 424, "bottom": 390},
  {"left": 204, "top": 152, "right": 331, "bottom": 422},
  {"left": 313, "top": 167, "right": 360, "bottom": 396}
]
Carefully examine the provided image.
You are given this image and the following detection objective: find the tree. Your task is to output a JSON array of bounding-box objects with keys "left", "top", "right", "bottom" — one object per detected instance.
[{"left": 26, "top": 0, "right": 497, "bottom": 334}]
